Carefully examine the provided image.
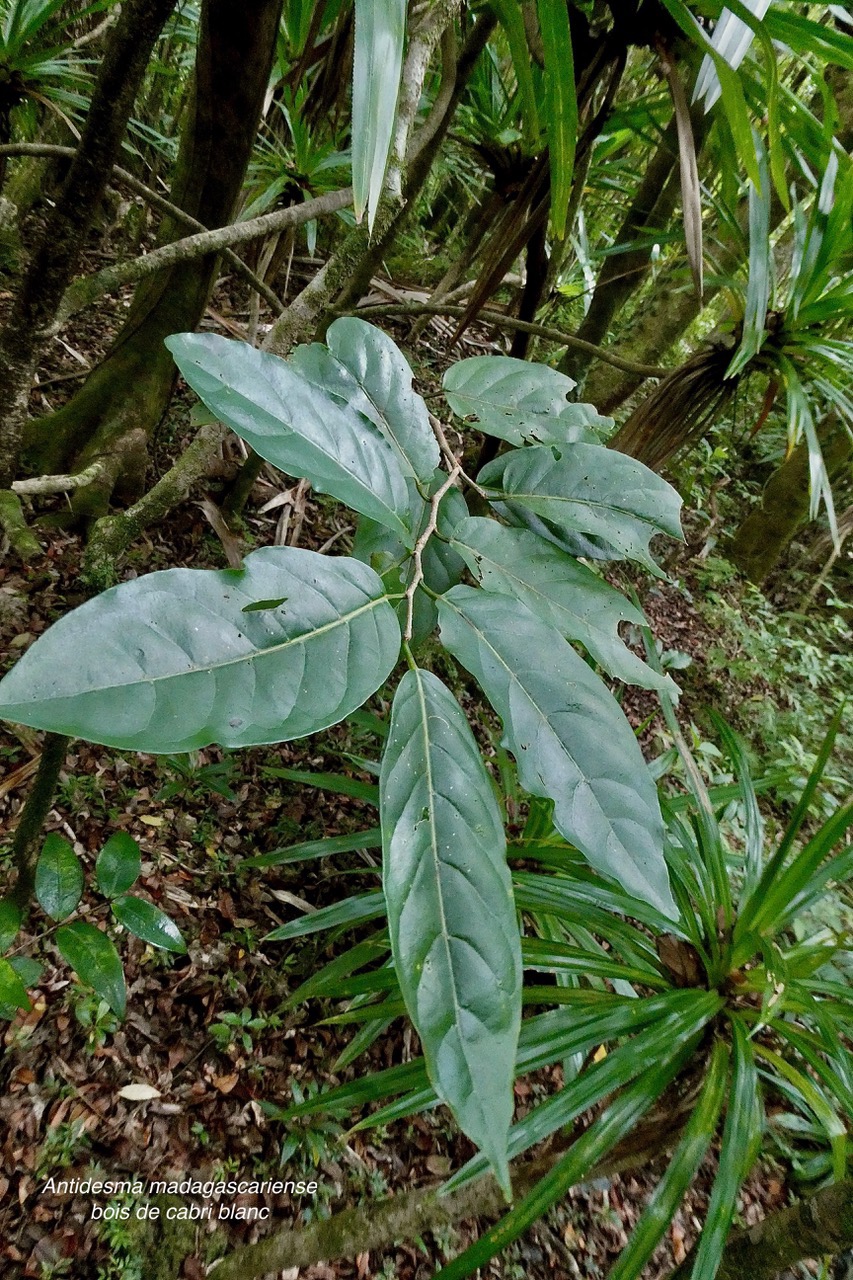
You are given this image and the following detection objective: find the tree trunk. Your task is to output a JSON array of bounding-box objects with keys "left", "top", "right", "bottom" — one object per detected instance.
[
  {"left": 729, "top": 415, "right": 853, "bottom": 583},
  {"left": 0, "top": 0, "right": 178, "bottom": 491},
  {"left": 22, "top": 0, "right": 283, "bottom": 513}
]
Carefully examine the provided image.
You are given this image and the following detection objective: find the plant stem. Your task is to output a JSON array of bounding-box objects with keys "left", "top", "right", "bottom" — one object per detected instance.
[
  {"left": 336, "top": 302, "right": 669, "bottom": 378},
  {"left": 8, "top": 733, "right": 70, "bottom": 911}
]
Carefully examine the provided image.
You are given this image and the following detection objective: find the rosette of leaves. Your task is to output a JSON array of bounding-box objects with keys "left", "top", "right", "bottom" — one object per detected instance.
[
  {"left": 270, "top": 709, "right": 853, "bottom": 1280},
  {"left": 0, "top": 318, "right": 683, "bottom": 1195}
]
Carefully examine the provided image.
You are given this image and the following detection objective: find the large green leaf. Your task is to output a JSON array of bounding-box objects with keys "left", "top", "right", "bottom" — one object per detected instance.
[
  {"left": 35, "top": 834, "right": 84, "bottom": 921},
  {"left": 437, "top": 588, "right": 676, "bottom": 918},
  {"left": 0, "top": 548, "right": 401, "bottom": 753},
  {"left": 479, "top": 444, "right": 683, "bottom": 574},
  {"left": 56, "top": 921, "right": 126, "bottom": 1017},
  {"left": 380, "top": 669, "right": 521, "bottom": 1196},
  {"left": 166, "top": 333, "right": 413, "bottom": 543},
  {"left": 325, "top": 319, "right": 439, "bottom": 482},
  {"left": 450, "top": 518, "right": 678, "bottom": 696},
  {"left": 443, "top": 356, "right": 610, "bottom": 447},
  {"left": 111, "top": 896, "right": 186, "bottom": 953},
  {"left": 351, "top": 0, "right": 406, "bottom": 231}
]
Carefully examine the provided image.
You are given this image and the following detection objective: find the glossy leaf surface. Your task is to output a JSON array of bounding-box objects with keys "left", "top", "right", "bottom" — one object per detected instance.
[
  {"left": 95, "top": 832, "right": 141, "bottom": 899},
  {"left": 381, "top": 669, "right": 521, "bottom": 1195},
  {"left": 35, "top": 834, "right": 84, "bottom": 921},
  {"left": 0, "top": 548, "right": 401, "bottom": 753},
  {"left": 438, "top": 588, "right": 676, "bottom": 917},
  {"left": 56, "top": 922, "right": 126, "bottom": 1017},
  {"left": 111, "top": 896, "right": 186, "bottom": 953}
]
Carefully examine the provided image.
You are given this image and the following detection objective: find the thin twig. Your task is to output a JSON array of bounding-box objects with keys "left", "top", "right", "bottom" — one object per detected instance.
[
  {"left": 404, "top": 463, "right": 460, "bottom": 642},
  {"left": 336, "top": 301, "right": 670, "bottom": 378}
]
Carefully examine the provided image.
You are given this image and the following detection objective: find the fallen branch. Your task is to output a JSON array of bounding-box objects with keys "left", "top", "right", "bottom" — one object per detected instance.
[
  {"left": 51, "top": 186, "right": 353, "bottom": 332},
  {"left": 338, "top": 301, "right": 670, "bottom": 379},
  {"left": 0, "top": 143, "right": 284, "bottom": 314},
  {"left": 12, "top": 460, "right": 107, "bottom": 496}
]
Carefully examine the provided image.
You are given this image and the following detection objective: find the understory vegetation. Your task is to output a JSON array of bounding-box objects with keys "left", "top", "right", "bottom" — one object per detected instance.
[{"left": 0, "top": 2, "right": 851, "bottom": 1279}]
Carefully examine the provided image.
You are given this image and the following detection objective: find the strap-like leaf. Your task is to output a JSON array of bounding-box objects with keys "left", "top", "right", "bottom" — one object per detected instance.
[
  {"left": 166, "top": 333, "right": 413, "bottom": 543},
  {"left": 538, "top": 0, "right": 577, "bottom": 239},
  {"left": 0, "top": 547, "right": 401, "bottom": 753},
  {"left": 56, "top": 921, "right": 126, "bottom": 1017},
  {"left": 35, "top": 834, "right": 84, "bottom": 921},
  {"left": 450, "top": 518, "right": 678, "bottom": 695},
  {"left": 443, "top": 355, "right": 610, "bottom": 447},
  {"left": 95, "top": 832, "right": 141, "bottom": 899},
  {"left": 438, "top": 588, "right": 676, "bottom": 918},
  {"left": 381, "top": 668, "right": 522, "bottom": 1197},
  {"left": 479, "top": 445, "right": 683, "bottom": 575},
  {"left": 111, "top": 896, "right": 186, "bottom": 953},
  {"left": 351, "top": 0, "right": 406, "bottom": 230}
]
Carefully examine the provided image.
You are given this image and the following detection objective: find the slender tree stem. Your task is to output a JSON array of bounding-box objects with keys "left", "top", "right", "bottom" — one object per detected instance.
[
  {"left": 338, "top": 302, "right": 670, "bottom": 378},
  {"left": 8, "top": 734, "right": 70, "bottom": 911}
]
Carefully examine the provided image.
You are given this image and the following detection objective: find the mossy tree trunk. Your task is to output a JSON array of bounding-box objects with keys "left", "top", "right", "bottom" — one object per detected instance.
[
  {"left": 729, "top": 415, "right": 853, "bottom": 583},
  {"left": 22, "top": 0, "right": 283, "bottom": 513},
  {"left": 0, "top": 0, "right": 178, "bottom": 491}
]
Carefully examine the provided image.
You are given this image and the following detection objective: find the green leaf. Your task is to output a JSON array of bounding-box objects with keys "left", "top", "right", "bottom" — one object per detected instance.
[
  {"left": 0, "top": 898, "right": 22, "bottom": 951},
  {"left": 434, "top": 1047, "right": 693, "bottom": 1280},
  {"left": 351, "top": 0, "right": 406, "bottom": 230},
  {"left": 56, "top": 922, "right": 126, "bottom": 1017},
  {"left": 0, "top": 547, "right": 401, "bottom": 752},
  {"left": 111, "top": 896, "right": 186, "bottom": 953},
  {"left": 443, "top": 356, "right": 610, "bottom": 447},
  {"left": 479, "top": 444, "right": 683, "bottom": 575},
  {"left": 242, "top": 828, "right": 382, "bottom": 869},
  {"left": 691, "top": 1020, "right": 761, "bottom": 1280},
  {"left": 538, "top": 0, "right": 577, "bottom": 239},
  {"left": 491, "top": 0, "right": 540, "bottom": 151},
  {"left": 264, "top": 890, "right": 386, "bottom": 942},
  {"left": 0, "top": 957, "right": 30, "bottom": 1013},
  {"left": 608, "top": 1040, "right": 729, "bottom": 1280},
  {"left": 438, "top": 588, "right": 676, "bottom": 918},
  {"left": 166, "top": 334, "right": 413, "bottom": 542},
  {"left": 324, "top": 318, "right": 440, "bottom": 482},
  {"left": 261, "top": 766, "right": 379, "bottom": 806},
  {"left": 381, "top": 669, "right": 522, "bottom": 1196},
  {"left": 450, "top": 518, "right": 678, "bottom": 696},
  {"left": 95, "top": 832, "right": 141, "bottom": 899},
  {"left": 35, "top": 834, "right": 84, "bottom": 921}
]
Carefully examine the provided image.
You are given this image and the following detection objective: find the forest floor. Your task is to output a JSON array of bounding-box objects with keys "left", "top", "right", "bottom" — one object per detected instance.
[{"left": 0, "top": 283, "right": 820, "bottom": 1280}]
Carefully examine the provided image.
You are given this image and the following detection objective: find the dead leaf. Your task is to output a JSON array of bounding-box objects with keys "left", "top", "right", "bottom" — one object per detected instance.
[
  {"left": 118, "top": 1084, "right": 162, "bottom": 1101},
  {"left": 213, "top": 1073, "right": 239, "bottom": 1094}
]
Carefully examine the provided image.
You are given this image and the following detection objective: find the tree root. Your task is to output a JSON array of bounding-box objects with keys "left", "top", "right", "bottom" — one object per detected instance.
[
  {"left": 0, "top": 489, "right": 42, "bottom": 560},
  {"left": 82, "top": 421, "right": 227, "bottom": 588}
]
